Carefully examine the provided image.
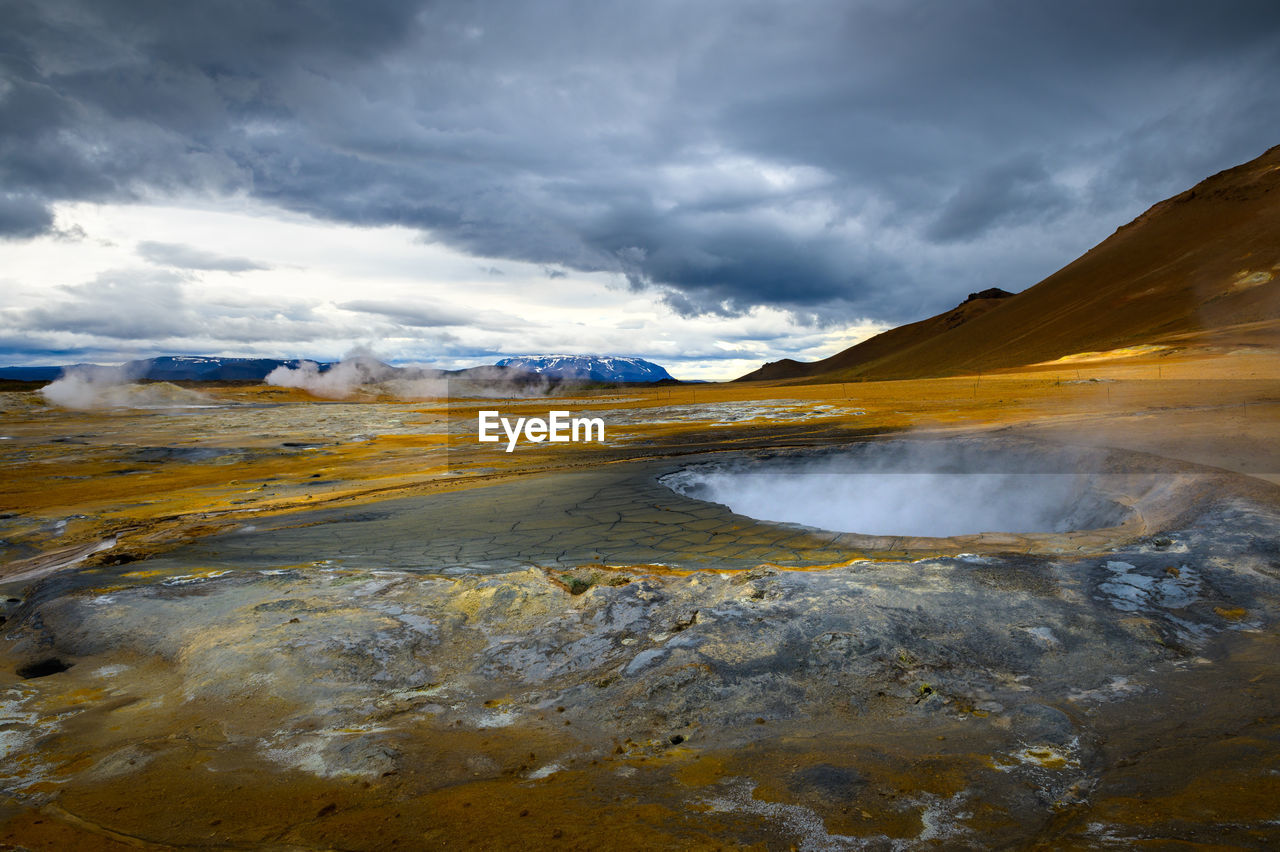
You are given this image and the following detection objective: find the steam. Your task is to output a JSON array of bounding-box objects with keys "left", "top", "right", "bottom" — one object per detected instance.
[
  {"left": 661, "top": 441, "right": 1123, "bottom": 537},
  {"left": 264, "top": 352, "right": 448, "bottom": 400},
  {"left": 264, "top": 349, "right": 559, "bottom": 400},
  {"left": 444, "top": 365, "right": 556, "bottom": 399},
  {"left": 40, "top": 364, "right": 211, "bottom": 410}
]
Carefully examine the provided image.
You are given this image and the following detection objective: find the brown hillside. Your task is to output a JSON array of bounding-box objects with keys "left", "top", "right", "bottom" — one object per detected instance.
[
  {"left": 737, "top": 288, "right": 1014, "bottom": 382},
  {"left": 737, "top": 144, "right": 1280, "bottom": 383}
]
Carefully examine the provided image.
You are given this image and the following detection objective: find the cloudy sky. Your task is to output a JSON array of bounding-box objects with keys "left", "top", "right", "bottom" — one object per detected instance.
[{"left": 2, "top": 0, "right": 1278, "bottom": 379}]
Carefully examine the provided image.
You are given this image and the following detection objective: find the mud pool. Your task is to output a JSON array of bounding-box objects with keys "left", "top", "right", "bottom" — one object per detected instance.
[
  {"left": 659, "top": 441, "right": 1131, "bottom": 537},
  {"left": 1, "top": 437, "right": 1279, "bottom": 848}
]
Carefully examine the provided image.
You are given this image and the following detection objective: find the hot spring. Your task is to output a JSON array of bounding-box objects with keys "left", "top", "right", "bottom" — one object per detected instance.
[{"left": 659, "top": 441, "right": 1129, "bottom": 538}]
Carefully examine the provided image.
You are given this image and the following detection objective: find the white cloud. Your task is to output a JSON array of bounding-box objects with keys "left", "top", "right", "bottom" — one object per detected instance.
[{"left": 0, "top": 199, "right": 887, "bottom": 379}]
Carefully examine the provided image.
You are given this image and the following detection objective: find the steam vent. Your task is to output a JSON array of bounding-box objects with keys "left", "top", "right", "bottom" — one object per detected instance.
[{"left": 4, "top": 4, "right": 1280, "bottom": 849}]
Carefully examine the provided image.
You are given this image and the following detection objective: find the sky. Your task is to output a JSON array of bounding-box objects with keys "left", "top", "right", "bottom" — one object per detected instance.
[{"left": 2, "top": 1, "right": 1279, "bottom": 380}]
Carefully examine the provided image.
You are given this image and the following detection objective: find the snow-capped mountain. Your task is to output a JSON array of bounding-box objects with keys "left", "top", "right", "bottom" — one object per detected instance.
[
  {"left": 494, "top": 355, "right": 674, "bottom": 383},
  {"left": 126, "top": 356, "right": 325, "bottom": 381}
]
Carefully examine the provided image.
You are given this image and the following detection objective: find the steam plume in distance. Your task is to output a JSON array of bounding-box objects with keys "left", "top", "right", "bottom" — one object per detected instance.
[
  {"left": 265, "top": 349, "right": 563, "bottom": 400},
  {"left": 263, "top": 351, "right": 449, "bottom": 400},
  {"left": 41, "top": 364, "right": 211, "bottom": 410}
]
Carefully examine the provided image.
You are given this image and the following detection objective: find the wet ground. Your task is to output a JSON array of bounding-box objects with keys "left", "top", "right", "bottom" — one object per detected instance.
[{"left": 55, "top": 437, "right": 1251, "bottom": 581}]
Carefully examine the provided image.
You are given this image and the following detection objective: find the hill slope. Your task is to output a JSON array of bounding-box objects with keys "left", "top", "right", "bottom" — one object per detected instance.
[
  {"left": 737, "top": 288, "right": 1014, "bottom": 382},
  {"left": 737, "top": 144, "right": 1280, "bottom": 383}
]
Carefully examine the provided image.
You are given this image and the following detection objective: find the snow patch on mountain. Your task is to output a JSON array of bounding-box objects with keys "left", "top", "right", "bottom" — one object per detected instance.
[{"left": 494, "top": 355, "right": 674, "bottom": 383}]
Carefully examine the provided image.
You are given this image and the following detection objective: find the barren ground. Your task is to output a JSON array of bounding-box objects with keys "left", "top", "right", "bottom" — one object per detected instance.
[{"left": 0, "top": 345, "right": 1277, "bottom": 849}]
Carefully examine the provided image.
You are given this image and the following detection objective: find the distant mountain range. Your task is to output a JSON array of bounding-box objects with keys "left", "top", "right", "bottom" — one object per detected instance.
[
  {"left": 0, "top": 354, "right": 679, "bottom": 385},
  {"left": 0, "top": 356, "right": 319, "bottom": 383},
  {"left": 495, "top": 355, "right": 674, "bottom": 383}
]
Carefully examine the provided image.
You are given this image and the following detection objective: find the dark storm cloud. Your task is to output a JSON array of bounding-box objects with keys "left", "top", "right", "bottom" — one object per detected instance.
[
  {"left": 137, "top": 241, "right": 270, "bottom": 272},
  {"left": 926, "top": 156, "right": 1071, "bottom": 243},
  {"left": 0, "top": 192, "right": 54, "bottom": 238},
  {"left": 4, "top": 0, "right": 1280, "bottom": 321}
]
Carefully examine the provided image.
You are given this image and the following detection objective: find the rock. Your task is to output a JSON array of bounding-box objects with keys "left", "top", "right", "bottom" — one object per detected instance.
[
  {"left": 1011, "top": 704, "right": 1075, "bottom": 745},
  {"left": 624, "top": 648, "right": 667, "bottom": 675},
  {"left": 17, "top": 657, "right": 71, "bottom": 678},
  {"left": 789, "top": 763, "right": 867, "bottom": 802}
]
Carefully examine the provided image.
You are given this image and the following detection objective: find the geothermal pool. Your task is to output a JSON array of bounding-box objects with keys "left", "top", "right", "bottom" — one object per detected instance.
[{"left": 660, "top": 442, "right": 1129, "bottom": 537}]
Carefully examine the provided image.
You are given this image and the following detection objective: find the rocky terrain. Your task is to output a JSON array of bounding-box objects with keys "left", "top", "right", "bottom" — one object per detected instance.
[
  {"left": 2, "top": 428, "right": 1278, "bottom": 848},
  {"left": 0, "top": 305, "right": 1276, "bottom": 849}
]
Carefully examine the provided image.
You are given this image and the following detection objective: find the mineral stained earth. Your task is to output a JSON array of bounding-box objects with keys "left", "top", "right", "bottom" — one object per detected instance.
[{"left": 1, "top": 347, "right": 1279, "bottom": 850}]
